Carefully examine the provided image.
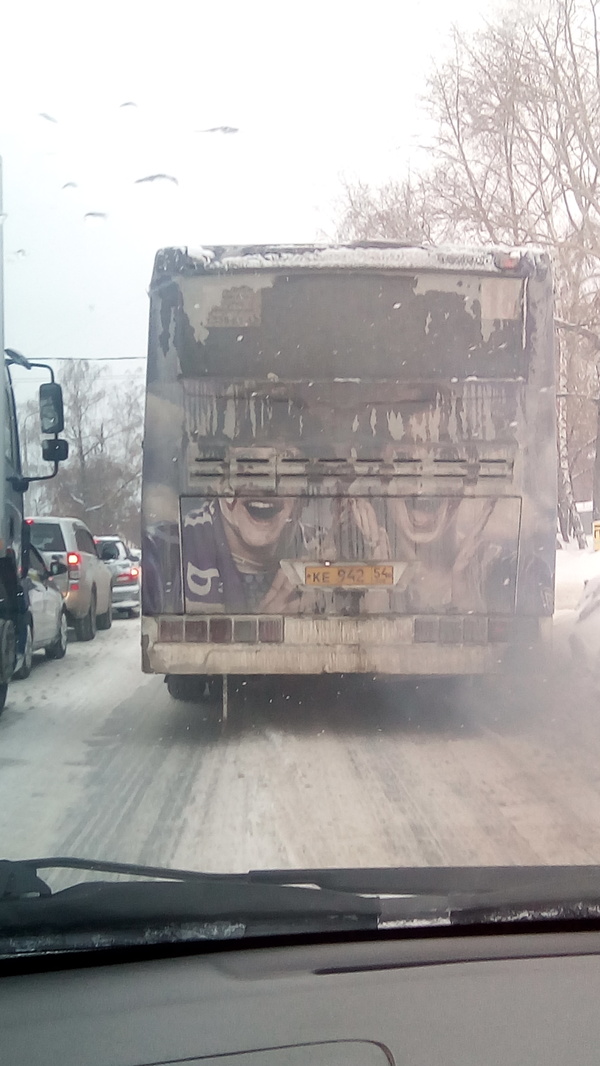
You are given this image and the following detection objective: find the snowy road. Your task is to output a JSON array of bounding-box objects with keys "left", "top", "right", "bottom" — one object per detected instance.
[{"left": 1, "top": 611, "right": 600, "bottom": 873}]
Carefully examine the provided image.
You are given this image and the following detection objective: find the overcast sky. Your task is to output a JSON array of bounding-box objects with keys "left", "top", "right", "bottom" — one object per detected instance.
[{"left": 1, "top": 0, "right": 495, "bottom": 400}]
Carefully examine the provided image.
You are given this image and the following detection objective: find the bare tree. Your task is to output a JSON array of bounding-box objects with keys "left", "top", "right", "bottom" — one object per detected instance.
[
  {"left": 17, "top": 361, "right": 144, "bottom": 544},
  {"left": 337, "top": 0, "right": 600, "bottom": 544},
  {"left": 336, "top": 176, "right": 437, "bottom": 243}
]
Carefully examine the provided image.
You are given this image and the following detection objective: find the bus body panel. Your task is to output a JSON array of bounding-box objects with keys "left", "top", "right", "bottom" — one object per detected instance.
[{"left": 142, "top": 243, "right": 556, "bottom": 678}]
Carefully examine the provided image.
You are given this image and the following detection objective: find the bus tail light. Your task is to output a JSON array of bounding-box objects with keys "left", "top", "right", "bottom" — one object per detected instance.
[
  {"left": 412, "top": 616, "right": 539, "bottom": 645},
  {"left": 258, "top": 618, "right": 283, "bottom": 643},
  {"left": 413, "top": 616, "right": 515, "bottom": 644},
  {"left": 234, "top": 618, "right": 257, "bottom": 643},
  {"left": 209, "top": 618, "right": 232, "bottom": 643},
  {"left": 487, "top": 618, "right": 511, "bottom": 642},
  {"left": 185, "top": 619, "right": 207, "bottom": 642},
  {"left": 159, "top": 617, "right": 184, "bottom": 642},
  {"left": 157, "top": 616, "right": 283, "bottom": 644}
]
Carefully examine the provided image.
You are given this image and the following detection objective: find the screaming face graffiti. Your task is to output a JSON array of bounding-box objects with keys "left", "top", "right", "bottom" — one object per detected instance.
[{"left": 219, "top": 498, "right": 296, "bottom": 562}]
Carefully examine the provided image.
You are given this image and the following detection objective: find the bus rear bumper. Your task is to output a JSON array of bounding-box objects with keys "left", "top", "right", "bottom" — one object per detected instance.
[{"left": 142, "top": 615, "right": 552, "bottom": 676}]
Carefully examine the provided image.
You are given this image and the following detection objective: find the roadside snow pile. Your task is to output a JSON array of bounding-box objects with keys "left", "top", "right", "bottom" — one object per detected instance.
[
  {"left": 555, "top": 545, "right": 600, "bottom": 610},
  {"left": 566, "top": 569, "right": 600, "bottom": 674}
]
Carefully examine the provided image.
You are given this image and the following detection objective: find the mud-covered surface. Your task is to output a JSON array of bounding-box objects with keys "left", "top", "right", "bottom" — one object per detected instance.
[
  {"left": 1, "top": 612, "right": 600, "bottom": 879},
  {"left": 142, "top": 258, "right": 556, "bottom": 631}
]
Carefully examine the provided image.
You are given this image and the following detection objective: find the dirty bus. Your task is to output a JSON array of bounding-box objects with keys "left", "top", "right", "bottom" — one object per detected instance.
[{"left": 141, "top": 242, "right": 556, "bottom": 703}]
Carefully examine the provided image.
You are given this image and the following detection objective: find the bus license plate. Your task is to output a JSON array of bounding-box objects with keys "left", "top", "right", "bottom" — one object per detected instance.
[{"left": 304, "top": 565, "right": 394, "bottom": 587}]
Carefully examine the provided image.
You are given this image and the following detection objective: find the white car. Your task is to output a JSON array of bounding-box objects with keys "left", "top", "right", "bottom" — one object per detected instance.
[
  {"left": 14, "top": 546, "right": 69, "bottom": 679},
  {"left": 26, "top": 517, "right": 113, "bottom": 641}
]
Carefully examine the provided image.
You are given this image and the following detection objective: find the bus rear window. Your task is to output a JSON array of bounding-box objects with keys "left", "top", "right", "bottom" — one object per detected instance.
[
  {"left": 170, "top": 272, "right": 526, "bottom": 381},
  {"left": 29, "top": 522, "right": 66, "bottom": 553}
]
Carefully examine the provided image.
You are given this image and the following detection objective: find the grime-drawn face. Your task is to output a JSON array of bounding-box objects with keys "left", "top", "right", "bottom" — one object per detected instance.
[
  {"left": 219, "top": 498, "right": 297, "bottom": 558},
  {"left": 391, "top": 498, "right": 454, "bottom": 544}
]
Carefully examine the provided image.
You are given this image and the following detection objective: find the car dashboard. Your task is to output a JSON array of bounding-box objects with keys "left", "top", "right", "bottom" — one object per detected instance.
[{"left": 3, "top": 929, "right": 600, "bottom": 1065}]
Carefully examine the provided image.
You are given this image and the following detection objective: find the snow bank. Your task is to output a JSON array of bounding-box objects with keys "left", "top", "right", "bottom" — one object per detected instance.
[{"left": 555, "top": 544, "right": 600, "bottom": 609}]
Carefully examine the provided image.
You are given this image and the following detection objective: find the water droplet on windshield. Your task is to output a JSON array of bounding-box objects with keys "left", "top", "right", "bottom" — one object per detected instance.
[
  {"left": 196, "top": 126, "right": 239, "bottom": 134},
  {"left": 84, "top": 212, "right": 108, "bottom": 225},
  {"left": 134, "top": 174, "right": 179, "bottom": 186}
]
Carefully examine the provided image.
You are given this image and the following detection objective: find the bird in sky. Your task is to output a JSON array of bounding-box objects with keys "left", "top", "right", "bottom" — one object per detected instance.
[
  {"left": 84, "top": 211, "right": 108, "bottom": 222},
  {"left": 119, "top": 101, "right": 137, "bottom": 109},
  {"left": 62, "top": 182, "right": 78, "bottom": 190},
  {"left": 196, "top": 126, "right": 239, "bottom": 134},
  {"left": 38, "top": 112, "right": 58, "bottom": 123},
  {"left": 134, "top": 173, "right": 179, "bottom": 185}
]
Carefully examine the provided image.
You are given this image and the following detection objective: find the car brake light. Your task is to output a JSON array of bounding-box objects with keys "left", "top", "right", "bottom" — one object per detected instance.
[
  {"left": 116, "top": 567, "right": 140, "bottom": 584},
  {"left": 25, "top": 518, "right": 34, "bottom": 525},
  {"left": 67, "top": 552, "right": 80, "bottom": 567}
]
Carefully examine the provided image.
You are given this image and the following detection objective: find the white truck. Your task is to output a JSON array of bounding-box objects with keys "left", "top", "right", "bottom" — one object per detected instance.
[{"left": 0, "top": 157, "right": 69, "bottom": 709}]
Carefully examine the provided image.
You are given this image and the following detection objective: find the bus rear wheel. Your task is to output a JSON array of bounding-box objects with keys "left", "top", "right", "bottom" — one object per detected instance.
[{"left": 166, "top": 674, "right": 222, "bottom": 703}]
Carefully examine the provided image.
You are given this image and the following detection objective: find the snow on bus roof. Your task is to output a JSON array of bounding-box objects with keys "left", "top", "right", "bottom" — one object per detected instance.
[{"left": 157, "top": 241, "right": 549, "bottom": 277}]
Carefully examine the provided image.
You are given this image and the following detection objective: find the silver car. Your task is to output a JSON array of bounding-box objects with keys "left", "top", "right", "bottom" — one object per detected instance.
[{"left": 94, "top": 535, "right": 141, "bottom": 618}]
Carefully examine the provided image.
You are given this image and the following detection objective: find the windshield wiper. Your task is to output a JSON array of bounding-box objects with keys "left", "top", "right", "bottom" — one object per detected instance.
[
  {"left": 247, "top": 865, "right": 600, "bottom": 927},
  {"left": 0, "top": 858, "right": 385, "bottom": 955},
  {"left": 3, "top": 859, "right": 600, "bottom": 959},
  {"left": 0, "top": 856, "right": 266, "bottom": 900}
]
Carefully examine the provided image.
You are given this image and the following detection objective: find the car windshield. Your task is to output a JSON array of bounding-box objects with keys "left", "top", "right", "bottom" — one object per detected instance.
[
  {"left": 97, "top": 538, "right": 125, "bottom": 560},
  {"left": 28, "top": 522, "right": 65, "bottom": 553},
  {"left": 2, "top": 0, "right": 600, "bottom": 951}
]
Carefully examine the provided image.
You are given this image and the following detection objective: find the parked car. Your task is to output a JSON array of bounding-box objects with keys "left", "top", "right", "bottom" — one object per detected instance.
[
  {"left": 14, "top": 546, "right": 69, "bottom": 679},
  {"left": 26, "top": 517, "right": 113, "bottom": 640},
  {"left": 94, "top": 535, "right": 141, "bottom": 618}
]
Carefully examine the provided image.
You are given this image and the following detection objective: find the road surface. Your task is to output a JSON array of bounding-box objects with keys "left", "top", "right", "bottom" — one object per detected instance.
[{"left": 1, "top": 612, "right": 600, "bottom": 875}]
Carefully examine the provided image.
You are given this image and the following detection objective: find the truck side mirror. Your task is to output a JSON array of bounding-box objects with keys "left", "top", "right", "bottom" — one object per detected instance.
[
  {"left": 21, "top": 520, "right": 31, "bottom": 579},
  {"left": 42, "top": 438, "right": 69, "bottom": 463},
  {"left": 39, "top": 382, "right": 65, "bottom": 435}
]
